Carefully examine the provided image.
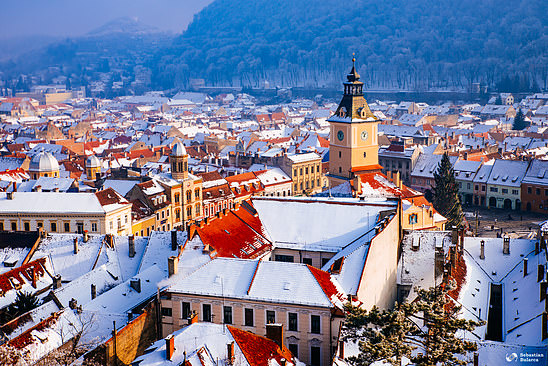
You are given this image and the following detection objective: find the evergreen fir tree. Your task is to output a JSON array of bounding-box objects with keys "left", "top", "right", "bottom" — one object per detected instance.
[
  {"left": 343, "top": 286, "right": 483, "bottom": 366},
  {"left": 513, "top": 108, "right": 527, "bottom": 130},
  {"left": 432, "top": 152, "right": 463, "bottom": 228}
]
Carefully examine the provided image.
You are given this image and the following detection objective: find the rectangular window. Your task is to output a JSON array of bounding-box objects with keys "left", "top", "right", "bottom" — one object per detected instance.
[
  {"left": 482, "top": 186, "right": 486, "bottom": 192},
  {"left": 244, "top": 308, "right": 254, "bottom": 327},
  {"left": 11, "top": 222, "right": 16, "bottom": 231},
  {"left": 24, "top": 222, "right": 30, "bottom": 231},
  {"left": 512, "top": 189, "right": 519, "bottom": 195},
  {"left": 203, "top": 304, "right": 212, "bottom": 322},
  {"left": 316, "top": 165, "right": 319, "bottom": 173},
  {"left": 266, "top": 310, "right": 275, "bottom": 324},
  {"left": 161, "top": 307, "right": 172, "bottom": 317},
  {"left": 50, "top": 222, "right": 57, "bottom": 232},
  {"left": 300, "top": 168, "right": 303, "bottom": 175},
  {"left": 409, "top": 214, "right": 418, "bottom": 225},
  {"left": 311, "top": 346, "right": 321, "bottom": 366},
  {"left": 77, "top": 222, "right": 84, "bottom": 234},
  {"left": 321, "top": 258, "right": 330, "bottom": 267},
  {"left": 223, "top": 306, "right": 233, "bottom": 324},
  {"left": 490, "top": 187, "right": 498, "bottom": 192},
  {"left": 311, "top": 315, "right": 321, "bottom": 334},
  {"left": 502, "top": 188, "right": 508, "bottom": 194},
  {"left": 275, "top": 254, "right": 294, "bottom": 262},
  {"left": 64, "top": 222, "right": 70, "bottom": 232},
  {"left": 527, "top": 187, "right": 532, "bottom": 194},
  {"left": 289, "top": 344, "right": 298, "bottom": 358},
  {"left": 305, "top": 167, "right": 308, "bottom": 174},
  {"left": 302, "top": 258, "right": 312, "bottom": 265},
  {"left": 288, "top": 312, "right": 298, "bottom": 331},
  {"left": 91, "top": 222, "right": 97, "bottom": 232},
  {"left": 536, "top": 188, "right": 541, "bottom": 195},
  {"left": 0, "top": 222, "right": 3, "bottom": 231},
  {"left": 182, "top": 302, "right": 191, "bottom": 319},
  {"left": 467, "top": 183, "right": 471, "bottom": 189}
]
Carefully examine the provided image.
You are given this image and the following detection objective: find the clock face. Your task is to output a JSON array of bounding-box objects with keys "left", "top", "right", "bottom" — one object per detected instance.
[
  {"left": 361, "top": 130, "right": 369, "bottom": 141},
  {"left": 337, "top": 130, "right": 344, "bottom": 141}
]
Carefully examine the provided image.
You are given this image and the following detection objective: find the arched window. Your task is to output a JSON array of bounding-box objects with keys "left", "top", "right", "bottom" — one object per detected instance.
[{"left": 195, "top": 203, "right": 200, "bottom": 215}]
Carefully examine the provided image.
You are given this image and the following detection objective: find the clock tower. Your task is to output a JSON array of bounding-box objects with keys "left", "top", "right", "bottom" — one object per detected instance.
[{"left": 327, "top": 58, "right": 381, "bottom": 187}]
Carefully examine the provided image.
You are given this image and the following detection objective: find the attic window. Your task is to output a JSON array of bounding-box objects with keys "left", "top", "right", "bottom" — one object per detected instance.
[
  {"left": 330, "top": 257, "right": 344, "bottom": 274},
  {"left": 283, "top": 282, "right": 291, "bottom": 290}
]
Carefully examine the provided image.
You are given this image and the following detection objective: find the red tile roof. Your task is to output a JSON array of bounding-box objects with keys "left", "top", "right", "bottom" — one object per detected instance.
[
  {"left": 0, "top": 258, "right": 48, "bottom": 296},
  {"left": 307, "top": 265, "right": 346, "bottom": 310},
  {"left": 227, "top": 325, "right": 294, "bottom": 366},
  {"left": 95, "top": 187, "right": 130, "bottom": 206},
  {"left": 195, "top": 205, "right": 271, "bottom": 259}
]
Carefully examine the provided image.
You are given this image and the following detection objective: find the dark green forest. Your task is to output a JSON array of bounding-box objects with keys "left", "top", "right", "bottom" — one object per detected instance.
[{"left": 153, "top": 0, "right": 547, "bottom": 90}]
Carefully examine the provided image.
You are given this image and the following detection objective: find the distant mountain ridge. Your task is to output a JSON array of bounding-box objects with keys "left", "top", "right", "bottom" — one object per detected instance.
[
  {"left": 87, "top": 17, "right": 162, "bottom": 37},
  {"left": 152, "top": 0, "right": 547, "bottom": 91}
]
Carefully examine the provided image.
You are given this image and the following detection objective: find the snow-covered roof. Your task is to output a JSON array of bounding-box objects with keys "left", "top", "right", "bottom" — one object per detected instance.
[
  {"left": 486, "top": 160, "right": 528, "bottom": 187},
  {"left": 252, "top": 197, "right": 393, "bottom": 252},
  {"left": 167, "top": 258, "right": 346, "bottom": 309}
]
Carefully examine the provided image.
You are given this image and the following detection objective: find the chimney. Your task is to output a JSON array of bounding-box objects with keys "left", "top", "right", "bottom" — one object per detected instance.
[
  {"left": 73, "top": 237, "right": 79, "bottom": 254},
  {"left": 188, "top": 311, "right": 198, "bottom": 325},
  {"left": 129, "top": 235, "right": 136, "bottom": 258},
  {"left": 53, "top": 274, "right": 62, "bottom": 290},
  {"left": 339, "top": 340, "right": 345, "bottom": 359},
  {"left": 165, "top": 335, "right": 174, "bottom": 361},
  {"left": 83, "top": 230, "right": 89, "bottom": 243},
  {"left": 266, "top": 323, "right": 283, "bottom": 349},
  {"left": 451, "top": 226, "right": 458, "bottom": 245},
  {"left": 227, "top": 342, "right": 235, "bottom": 364},
  {"left": 539, "top": 264, "right": 545, "bottom": 283},
  {"left": 536, "top": 241, "right": 540, "bottom": 255},
  {"left": 6, "top": 192, "right": 13, "bottom": 200},
  {"left": 503, "top": 237, "right": 510, "bottom": 255},
  {"left": 523, "top": 258, "right": 528, "bottom": 277},
  {"left": 34, "top": 185, "right": 42, "bottom": 192},
  {"left": 171, "top": 230, "right": 178, "bottom": 251},
  {"left": 473, "top": 353, "right": 479, "bottom": 366},
  {"left": 168, "top": 256, "right": 179, "bottom": 277},
  {"left": 480, "top": 240, "right": 485, "bottom": 260},
  {"left": 91, "top": 284, "right": 97, "bottom": 299},
  {"left": 130, "top": 277, "right": 141, "bottom": 293},
  {"left": 280, "top": 359, "right": 286, "bottom": 366}
]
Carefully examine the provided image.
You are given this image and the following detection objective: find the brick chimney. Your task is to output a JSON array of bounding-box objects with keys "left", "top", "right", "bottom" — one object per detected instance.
[
  {"left": 168, "top": 256, "right": 179, "bottom": 277},
  {"left": 523, "top": 258, "right": 528, "bottom": 277},
  {"left": 53, "top": 274, "right": 62, "bottom": 289},
  {"left": 83, "top": 230, "right": 89, "bottom": 243},
  {"left": 503, "top": 237, "right": 510, "bottom": 255},
  {"left": 165, "top": 335, "right": 175, "bottom": 361},
  {"left": 543, "top": 312, "right": 548, "bottom": 341},
  {"left": 227, "top": 341, "right": 235, "bottom": 364},
  {"left": 129, "top": 235, "right": 136, "bottom": 258},
  {"left": 91, "top": 284, "right": 97, "bottom": 299},
  {"left": 480, "top": 240, "right": 485, "bottom": 260},
  {"left": 541, "top": 281, "right": 547, "bottom": 302},
  {"left": 73, "top": 237, "right": 79, "bottom": 254},
  {"left": 171, "top": 230, "right": 178, "bottom": 251},
  {"left": 266, "top": 323, "right": 283, "bottom": 349}
]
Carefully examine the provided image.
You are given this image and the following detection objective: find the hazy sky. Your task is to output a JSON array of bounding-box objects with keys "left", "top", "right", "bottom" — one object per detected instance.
[{"left": 0, "top": 0, "right": 213, "bottom": 39}]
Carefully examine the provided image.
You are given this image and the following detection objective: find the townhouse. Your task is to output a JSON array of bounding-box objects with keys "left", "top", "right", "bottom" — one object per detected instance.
[
  {"left": 521, "top": 159, "right": 548, "bottom": 213},
  {"left": 160, "top": 258, "right": 347, "bottom": 366},
  {"left": 485, "top": 159, "right": 529, "bottom": 210}
]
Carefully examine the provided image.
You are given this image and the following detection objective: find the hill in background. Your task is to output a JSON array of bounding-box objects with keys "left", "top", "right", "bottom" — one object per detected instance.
[{"left": 153, "top": 0, "right": 547, "bottom": 91}]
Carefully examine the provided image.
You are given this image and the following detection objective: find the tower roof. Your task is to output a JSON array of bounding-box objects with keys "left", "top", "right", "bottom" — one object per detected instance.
[
  {"left": 329, "top": 57, "right": 376, "bottom": 122},
  {"left": 171, "top": 142, "right": 187, "bottom": 157},
  {"left": 29, "top": 151, "right": 59, "bottom": 172},
  {"left": 86, "top": 155, "right": 101, "bottom": 168}
]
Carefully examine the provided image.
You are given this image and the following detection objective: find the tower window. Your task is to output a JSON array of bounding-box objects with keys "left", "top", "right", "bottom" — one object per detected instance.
[
  {"left": 363, "top": 152, "right": 366, "bottom": 158},
  {"left": 339, "top": 167, "right": 342, "bottom": 173},
  {"left": 338, "top": 151, "right": 341, "bottom": 158}
]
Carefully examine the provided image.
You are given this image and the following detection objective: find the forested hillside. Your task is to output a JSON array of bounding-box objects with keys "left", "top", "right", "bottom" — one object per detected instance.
[{"left": 153, "top": 0, "right": 547, "bottom": 91}]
